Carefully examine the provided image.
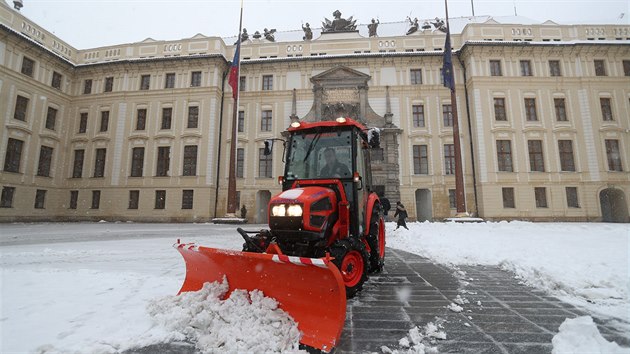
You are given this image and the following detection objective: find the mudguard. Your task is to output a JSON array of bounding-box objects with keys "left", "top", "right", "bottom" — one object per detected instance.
[{"left": 175, "top": 242, "right": 347, "bottom": 353}]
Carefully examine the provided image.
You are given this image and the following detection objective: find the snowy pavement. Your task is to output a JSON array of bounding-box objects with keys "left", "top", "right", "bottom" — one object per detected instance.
[{"left": 1, "top": 221, "right": 629, "bottom": 353}]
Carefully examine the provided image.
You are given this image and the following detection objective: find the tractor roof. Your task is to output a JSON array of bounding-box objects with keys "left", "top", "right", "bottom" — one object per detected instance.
[{"left": 287, "top": 118, "right": 367, "bottom": 133}]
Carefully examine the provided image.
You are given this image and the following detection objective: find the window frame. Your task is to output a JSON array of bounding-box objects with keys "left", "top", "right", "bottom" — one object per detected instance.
[
  {"left": 37, "top": 145, "right": 54, "bottom": 177},
  {"left": 554, "top": 98, "right": 567, "bottom": 121},
  {"left": 524, "top": 98, "right": 538, "bottom": 121},
  {"left": 156, "top": 146, "right": 170, "bottom": 177},
  {"left": 527, "top": 140, "right": 545, "bottom": 172},
  {"left": 520, "top": 60, "right": 532, "bottom": 76},
  {"left": 72, "top": 149, "right": 85, "bottom": 178},
  {"left": 104, "top": 76, "right": 114, "bottom": 92},
  {"left": 51, "top": 71, "right": 63, "bottom": 89},
  {"left": 412, "top": 104, "right": 425, "bottom": 128},
  {"left": 489, "top": 60, "right": 502, "bottom": 76},
  {"left": 442, "top": 104, "right": 453, "bottom": 127},
  {"left": 93, "top": 148, "right": 107, "bottom": 178},
  {"left": 165, "top": 73, "right": 176, "bottom": 89},
  {"left": 444, "top": 144, "right": 455, "bottom": 175},
  {"left": 130, "top": 147, "right": 145, "bottom": 177},
  {"left": 496, "top": 140, "right": 513, "bottom": 172},
  {"left": 600, "top": 97, "right": 613, "bottom": 121},
  {"left": 99, "top": 111, "right": 109, "bottom": 132},
  {"left": 182, "top": 190, "right": 194, "bottom": 209},
  {"left": 605, "top": 139, "right": 623, "bottom": 171},
  {"left": 534, "top": 187, "right": 548, "bottom": 208},
  {"left": 161, "top": 107, "right": 172, "bottom": 130},
  {"left": 155, "top": 190, "right": 166, "bottom": 209},
  {"left": 566, "top": 187, "right": 580, "bottom": 208},
  {"left": 410, "top": 69, "right": 422, "bottom": 85},
  {"left": 549, "top": 60, "right": 561, "bottom": 77},
  {"left": 502, "top": 187, "right": 515, "bottom": 208},
  {"left": 128, "top": 190, "right": 140, "bottom": 209},
  {"left": 187, "top": 106, "right": 199, "bottom": 129},
  {"left": 182, "top": 145, "right": 198, "bottom": 176},
  {"left": 140, "top": 75, "right": 151, "bottom": 90},
  {"left": 21, "top": 56, "right": 34, "bottom": 77},
  {"left": 14, "top": 95, "right": 29, "bottom": 122},
  {"left": 494, "top": 97, "right": 507, "bottom": 121},
  {"left": 262, "top": 75, "right": 273, "bottom": 91},
  {"left": 136, "top": 108, "right": 147, "bottom": 130},
  {"left": 258, "top": 147, "right": 273, "bottom": 178},
  {"left": 83, "top": 79, "right": 92, "bottom": 94},
  {"left": 190, "top": 71, "right": 202, "bottom": 87},
  {"left": 3, "top": 138, "right": 24, "bottom": 173},
  {"left": 261, "top": 110, "right": 272, "bottom": 132},
  {"left": 558, "top": 140, "right": 576, "bottom": 172},
  {"left": 34, "top": 189, "right": 46, "bottom": 209},
  {"left": 1, "top": 186, "right": 16, "bottom": 208},
  {"left": 45, "top": 107, "right": 57, "bottom": 130},
  {"left": 413, "top": 145, "right": 429, "bottom": 175}
]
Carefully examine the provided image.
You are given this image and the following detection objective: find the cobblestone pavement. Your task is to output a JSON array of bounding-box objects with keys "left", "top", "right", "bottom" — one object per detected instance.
[
  {"left": 126, "top": 247, "right": 629, "bottom": 354},
  {"left": 338, "top": 248, "right": 629, "bottom": 353}
]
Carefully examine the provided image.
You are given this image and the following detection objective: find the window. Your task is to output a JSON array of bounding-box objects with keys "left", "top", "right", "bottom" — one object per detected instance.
[
  {"left": 494, "top": 98, "right": 507, "bottom": 121},
  {"left": 600, "top": 98, "right": 613, "bottom": 121},
  {"left": 524, "top": 98, "right": 538, "bottom": 121},
  {"left": 83, "top": 79, "right": 92, "bottom": 94},
  {"left": 237, "top": 148, "right": 244, "bottom": 178},
  {"left": 528, "top": 140, "right": 544, "bottom": 172},
  {"left": 79, "top": 112, "right": 88, "bottom": 133},
  {"left": 155, "top": 190, "right": 166, "bottom": 209},
  {"left": 34, "top": 189, "right": 46, "bottom": 209},
  {"left": 91, "top": 190, "right": 101, "bottom": 209},
  {"left": 412, "top": 105, "right": 425, "bottom": 127},
  {"left": 489, "top": 60, "right": 502, "bottom": 76},
  {"left": 444, "top": 144, "right": 455, "bottom": 175},
  {"left": 21, "top": 56, "right": 34, "bottom": 76},
  {"left": 156, "top": 147, "right": 170, "bottom": 176},
  {"left": 100, "top": 111, "right": 109, "bottom": 132},
  {"left": 258, "top": 148, "right": 272, "bottom": 178},
  {"left": 558, "top": 140, "right": 576, "bottom": 172},
  {"left": 136, "top": 108, "right": 147, "bottom": 130},
  {"left": 534, "top": 187, "right": 548, "bottom": 208},
  {"left": 183, "top": 145, "right": 197, "bottom": 176},
  {"left": 69, "top": 190, "right": 78, "bottom": 209},
  {"left": 165, "top": 73, "right": 175, "bottom": 89},
  {"left": 37, "top": 146, "right": 53, "bottom": 177},
  {"left": 72, "top": 149, "right": 84, "bottom": 178},
  {"left": 442, "top": 104, "right": 453, "bottom": 127},
  {"left": 45, "top": 107, "right": 57, "bottom": 130},
  {"left": 410, "top": 69, "right": 422, "bottom": 84},
  {"left": 605, "top": 139, "right": 623, "bottom": 171},
  {"left": 549, "top": 60, "right": 561, "bottom": 76},
  {"left": 496, "top": 140, "right": 513, "bottom": 172},
  {"left": 51, "top": 71, "right": 63, "bottom": 89},
  {"left": 520, "top": 60, "right": 532, "bottom": 76},
  {"left": 239, "top": 76, "right": 246, "bottom": 91},
  {"left": 554, "top": 98, "right": 567, "bottom": 121},
  {"left": 129, "top": 190, "right": 140, "bottom": 209},
  {"left": 261, "top": 110, "right": 272, "bottom": 131},
  {"left": 238, "top": 111, "right": 245, "bottom": 132},
  {"left": 502, "top": 187, "right": 515, "bottom": 208},
  {"left": 3, "top": 138, "right": 23, "bottom": 173},
  {"left": 130, "top": 147, "right": 144, "bottom": 177},
  {"left": 1, "top": 187, "right": 15, "bottom": 208},
  {"left": 104, "top": 77, "right": 114, "bottom": 92},
  {"left": 182, "top": 190, "right": 194, "bottom": 209},
  {"left": 448, "top": 189, "right": 456, "bottom": 209},
  {"left": 187, "top": 106, "right": 199, "bottom": 129},
  {"left": 566, "top": 187, "right": 580, "bottom": 208},
  {"left": 262, "top": 75, "right": 273, "bottom": 90},
  {"left": 161, "top": 107, "right": 172, "bottom": 129},
  {"left": 413, "top": 145, "right": 429, "bottom": 175},
  {"left": 140, "top": 75, "right": 150, "bottom": 90},
  {"left": 594, "top": 60, "right": 606, "bottom": 76},
  {"left": 93, "top": 148, "right": 106, "bottom": 177},
  {"left": 14, "top": 95, "right": 29, "bottom": 121},
  {"left": 190, "top": 71, "right": 202, "bottom": 87},
  {"left": 623, "top": 60, "right": 630, "bottom": 76}
]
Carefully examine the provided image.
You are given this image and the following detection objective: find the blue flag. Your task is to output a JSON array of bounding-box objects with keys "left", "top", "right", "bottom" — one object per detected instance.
[{"left": 442, "top": 28, "right": 455, "bottom": 91}]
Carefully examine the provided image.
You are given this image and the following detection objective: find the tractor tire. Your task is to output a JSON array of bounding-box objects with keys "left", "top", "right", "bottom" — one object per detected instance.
[
  {"left": 330, "top": 238, "right": 369, "bottom": 299},
  {"left": 366, "top": 207, "right": 386, "bottom": 274}
]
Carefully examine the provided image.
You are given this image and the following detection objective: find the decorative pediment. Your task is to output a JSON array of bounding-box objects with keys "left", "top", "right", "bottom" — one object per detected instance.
[
  {"left": 483, "top": 18, "right": 500, "bottom": 25},
  {"left": 311, "top": 66, "right": 371, "bottom": 85}
]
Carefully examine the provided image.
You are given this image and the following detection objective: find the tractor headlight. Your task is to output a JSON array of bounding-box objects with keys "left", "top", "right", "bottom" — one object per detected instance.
[
  {"left": 271, "top": 204, "right": 286, "bottom": 217},
  {"left": 286, "top": 204, "right": 303, "bottom": 217}
]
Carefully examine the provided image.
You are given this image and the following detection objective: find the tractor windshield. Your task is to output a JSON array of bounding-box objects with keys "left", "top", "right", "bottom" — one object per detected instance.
[{"left": 285, "top": 130, "right": 353, "bottom": 180}]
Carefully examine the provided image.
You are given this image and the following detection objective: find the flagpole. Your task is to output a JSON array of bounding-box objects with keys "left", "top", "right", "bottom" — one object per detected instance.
[
  {"left": 444, "top": 0, "right": 467, "bottom": 215},
  {"left": 226, "top": 0, "right": 243, "bottom": 216}
]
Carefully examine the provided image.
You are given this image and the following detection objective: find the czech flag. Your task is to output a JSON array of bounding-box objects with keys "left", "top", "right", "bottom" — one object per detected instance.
[
  {"left": 442, "top": 28, "right": 455, "bottom": 91},
  {"left": 228, "top": 41, "right": 240, "bottom": 99}
]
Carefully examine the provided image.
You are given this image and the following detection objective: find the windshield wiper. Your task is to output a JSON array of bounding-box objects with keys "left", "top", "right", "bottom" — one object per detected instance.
[{"left": 302, "top": 132, "right": 322, "bottom": 162}]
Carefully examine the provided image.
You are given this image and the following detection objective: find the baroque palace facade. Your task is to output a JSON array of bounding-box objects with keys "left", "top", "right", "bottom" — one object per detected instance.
[{"left": 1, "top": 2, "right": 629, "bottom": 223}]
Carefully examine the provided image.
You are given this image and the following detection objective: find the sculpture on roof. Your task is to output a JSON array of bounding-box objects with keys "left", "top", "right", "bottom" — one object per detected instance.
[
  {"left": 264, "top": 28, "right": 276, "bottom": 41},
  {"left": 240, "top": 28, "right": 249, "bottom": 42},
  {"left": 322, "top": 10, "right": 357, "bottom": 32},
  {"left": 432, "top": 17, "right": 448, "bottom": 33},
  {"left": 422, "top": 21, "right": 432, "bottom": 30},
  {"left": 406, "top": 17, "right": 419, "bottom": 35},
  {"left": 302, "top": 22, "right": 313, "bottom": 40},
  {"left": 368, "top": 18, "right": 379, "bottom": 37}
]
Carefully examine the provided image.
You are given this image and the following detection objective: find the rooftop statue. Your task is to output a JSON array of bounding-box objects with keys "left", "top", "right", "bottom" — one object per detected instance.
[
  {"left": 264, "top": 28, "right": 276, "bottom": 42},
  {"left": 322, "top": 10, "right": 357, "bottom": 32},
  {"left": 240, "top": 28, "right": 249, "bottom": 42},
  {"left": 302, "top": 22, "right": 313, "bottom": 40},
  {"left": 432, "top": 17, "right": 448, "bottom": 33},
  {"left": 406, "top": 17, "right": 419, "bottom": 35},
  {"left": 252, "top": 30, "right": 262, "bottom": 39},
  {"left": 368, "top": 18, "right": 379, "bottom": 37}
]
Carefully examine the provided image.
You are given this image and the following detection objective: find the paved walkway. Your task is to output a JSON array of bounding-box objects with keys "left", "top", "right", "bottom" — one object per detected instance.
[
  {"left": 338, "top": 248, "right": 629, "bottom": 353},
  {"left": 127, "top": 247, "right": 629, "bottom": 353}
]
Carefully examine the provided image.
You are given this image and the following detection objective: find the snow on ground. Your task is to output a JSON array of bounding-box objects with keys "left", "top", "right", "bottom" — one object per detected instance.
[
  {"left": 1, "top": 221, "right": 629, "bottom": 353},
  {"left": 552, "top": 316, "right": 630, "bottom": 354},
  {"left": 387, "top": 221, "right": 630, "bottom": 327}
]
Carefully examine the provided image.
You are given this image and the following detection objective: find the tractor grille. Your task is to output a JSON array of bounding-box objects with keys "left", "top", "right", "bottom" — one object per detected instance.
[{"left": 269, "top": 216, "right": 303, "bottom": 230}]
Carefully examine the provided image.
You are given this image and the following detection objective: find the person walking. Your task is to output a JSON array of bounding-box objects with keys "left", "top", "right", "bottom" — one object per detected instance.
[
  {"left": 394, "top": 201, "right": 409, "bottom": 230},
  {"left": 381, "top": 197, "right": 391, "bottom": 221}
]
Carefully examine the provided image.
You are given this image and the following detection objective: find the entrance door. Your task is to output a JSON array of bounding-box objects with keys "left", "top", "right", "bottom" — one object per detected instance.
[
  {"left": 256, "top": 190, "right": 271, "bottom": 224},
  {"left": 599, "top": 188, "right": 629, "bottom": 223},
  {"left": 415, "top": 189, "right": 432, "bottom": 222}
]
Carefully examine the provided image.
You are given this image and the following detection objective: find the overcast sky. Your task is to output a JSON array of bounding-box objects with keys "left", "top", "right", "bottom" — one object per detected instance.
[{"left": 7, "top": 0, "right": 629, "bottom": 49}]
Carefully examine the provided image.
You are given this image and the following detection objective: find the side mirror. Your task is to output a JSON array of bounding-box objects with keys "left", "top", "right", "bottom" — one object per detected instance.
[
  {"left": 263, "top": 139, "right": 273, "bottom": 155},
  {"left": 367, "top": 128, "right": 380, "bottom": 148}
]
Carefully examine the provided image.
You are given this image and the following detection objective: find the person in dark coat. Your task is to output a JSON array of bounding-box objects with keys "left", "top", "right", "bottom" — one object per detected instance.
[
  {"left": 394, "top": 201, "right": 409, "bottom": 230},
  {"left": 381, "top": 197, "right": 391, "bottom": 220}
]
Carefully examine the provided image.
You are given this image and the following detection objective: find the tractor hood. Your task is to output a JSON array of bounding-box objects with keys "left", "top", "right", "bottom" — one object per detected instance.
[{"left": 271, "top": 187, "right": 333, "bottom": 205}]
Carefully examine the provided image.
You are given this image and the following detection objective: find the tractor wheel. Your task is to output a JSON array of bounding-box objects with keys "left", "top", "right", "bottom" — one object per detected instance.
[
  {"left": 367, "top": 207, "right": 386, "bottom": 273},
  {"left": 330, "top": 238, "right": 369, "bottom": 299}
]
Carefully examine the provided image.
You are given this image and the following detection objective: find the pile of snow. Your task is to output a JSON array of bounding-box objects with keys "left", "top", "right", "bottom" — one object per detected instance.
[
  {"left": 146, "top": 278, "right": 303, "bottom": 353},
  {"left": 381, "top": 321, "right": 445, "bottom": 354},
  {"left": 552, "top": 316, "right": 630, "bottom": 354},
  {"left": 387, "top": 221, "right": 630, "bottom": 324}
]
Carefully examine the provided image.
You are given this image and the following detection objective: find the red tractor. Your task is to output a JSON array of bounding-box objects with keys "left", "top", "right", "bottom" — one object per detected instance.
[{"left": 175, "top": 117, "right": 385, "bottom": 352}]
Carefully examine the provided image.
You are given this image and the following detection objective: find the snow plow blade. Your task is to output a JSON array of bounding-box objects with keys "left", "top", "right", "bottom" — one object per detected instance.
[{"left": 175, "top": 242, "right": 347, "bottom": 353}]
